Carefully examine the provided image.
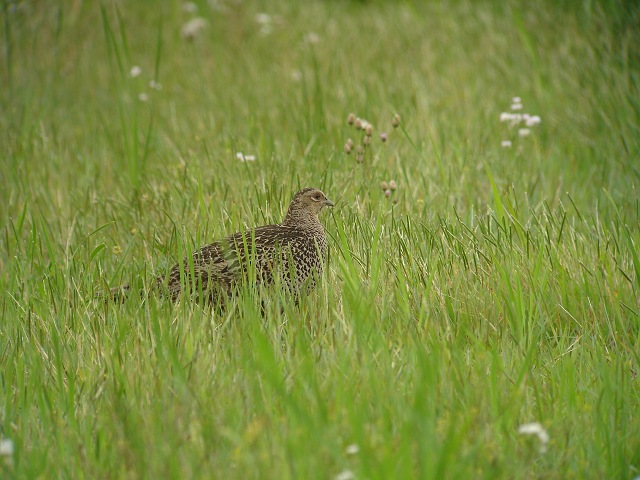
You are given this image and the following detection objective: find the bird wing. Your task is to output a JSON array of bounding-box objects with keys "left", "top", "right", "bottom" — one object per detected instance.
[
  {"left": 224, "top": 224, "right": 296, "bottom": 274},
  {"left": 160, "top": 224, "right": 294, "bottom": 299},
  {"left": 161, "top": 240, "right": 234, "bottom": 300}
]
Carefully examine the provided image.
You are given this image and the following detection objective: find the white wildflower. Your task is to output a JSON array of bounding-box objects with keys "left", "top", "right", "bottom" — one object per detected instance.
[
  {"left": 129, "top": 65, "right": 142, "bottom": 78},
  {"left": 345, "top": 444, "right": 359, "bottom": 455},
  {"left": 208, "top": 0, "right": 227, "bottom": 12},
  {"left": 511, "top": 102, "right": 523, "bottom": 111},
  {"left": 149, "top": 80, "right": 162, "bottom": 91},
  {"left": 255, "top": 13, "right": 271, "bottom": 25},
  {"left": 236, "top": 152, "right": 256, "bottom": 162},
  {"left": 518, "top": 128, "right": 531, "bottom": 137},
  {"left": 259, "top": 25, "right": 272, "bottom": 35},
  {"left": 305, "top": 32, "right": 321, "bottom": 44},
  {"left": 0, "top": 438, "right": 14, "bottom": 467},
  {"left": 255, "top": 13, "right": 273, "bottom": 35},
  {"left": 334, "top": 470, "right": 355, "bottom": 480},
  {"left": 518, "top": 422, "right": 549, "bottom": 453},
  {"left": 525, "top": 115, "right": 541, "bottom": 127},
  {"left": 501, "top": 140, "right": 512, "bottom": 148},
  {"left": 0, "top": 439, "right": 13, "bottom": 456},
  {"left": 501, "top": 113, "right": 523, "bottom": 126},
  {"left": 138, "top": 92, "right": 149, "bottom": 102},
  {"left": 512, "top": 96, "right": 521, "bottom": 104},
  {"left": 182, "top": 1, "right": 198, "bottom": 13},
  {"left": 181, "top": 17, "right": 208, "bottom": 40}
]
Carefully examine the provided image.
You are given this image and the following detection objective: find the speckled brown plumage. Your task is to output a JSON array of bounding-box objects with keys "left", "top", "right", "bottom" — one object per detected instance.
[{"left": 107, "top": 187, "right": 333, "bottom": 304}]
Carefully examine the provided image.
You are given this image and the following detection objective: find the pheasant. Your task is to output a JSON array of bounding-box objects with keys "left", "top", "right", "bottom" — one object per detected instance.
[{"left": 106, "top": 187, "right": 334, "bottom": 304}]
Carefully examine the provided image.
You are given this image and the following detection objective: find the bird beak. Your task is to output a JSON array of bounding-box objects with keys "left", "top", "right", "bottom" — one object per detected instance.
[{"left": 324, "top": 198, "right": 335, "bottom": 207}]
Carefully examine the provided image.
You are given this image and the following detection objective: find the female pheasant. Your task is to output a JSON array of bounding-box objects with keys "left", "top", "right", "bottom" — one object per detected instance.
[{"left": 107, "top": 187, "right": 334, "bottom": 303}]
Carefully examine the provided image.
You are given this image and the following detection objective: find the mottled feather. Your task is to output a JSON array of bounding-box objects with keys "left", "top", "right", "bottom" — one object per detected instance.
[{"left": 107, "top": 187, "right": 333, "bottom": 304}]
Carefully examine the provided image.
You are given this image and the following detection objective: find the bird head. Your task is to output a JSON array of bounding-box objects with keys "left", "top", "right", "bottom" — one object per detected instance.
[{"left": 285, "top": 187, "right": 334, "bottom": 223}]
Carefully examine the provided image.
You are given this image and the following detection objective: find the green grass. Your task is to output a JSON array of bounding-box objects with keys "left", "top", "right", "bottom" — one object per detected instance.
[{"left": 1, "top": 0, "right": 639, "bottom": 478}]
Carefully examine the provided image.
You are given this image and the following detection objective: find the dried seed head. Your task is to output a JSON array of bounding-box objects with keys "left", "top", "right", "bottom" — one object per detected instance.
[
  {"left": 363, "top": 135, "right": 371, "bottom": 146},
  {"left": 365, "top": 124, "right": 374, "bottom": 136},
  {"left": 380, "top": 132, "right": 388, "bottom": 142},
  {"left": 381, "top": 181, "right": 389, "bottom": 191},
  {"left": 354, "top": 118, "right": 363, "bottom": 130},
  {"left": 392, "top": 114, "right": 401, "bottom": 128},
  {"left": 356, "top": 145, "right": 364, "bottom": 155},
  {"left": 347, "top": 138, "right": 355, "bottom": 148},
  {"left": 347, "top": 113, "right": 356, "bottom": 125},
  {"left": 384, "top": 189, "right": 392, "bottom": 198},
  {"left": 344, "top": 143, "right": 352, "bottom": 154},
  {"left": 389, "top": 180, "right": 397, "bottom": 190},
  {"left": 356, "top": 153, "right": 364, "bottom": 163}
]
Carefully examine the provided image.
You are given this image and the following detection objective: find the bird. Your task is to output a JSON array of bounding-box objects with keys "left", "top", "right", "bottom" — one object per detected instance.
[{"left": 106, "top": 187, "right": 334, "bottom": 304}]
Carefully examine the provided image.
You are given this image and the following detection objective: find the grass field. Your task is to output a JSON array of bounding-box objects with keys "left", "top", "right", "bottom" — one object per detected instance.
[{"left": 1, "top": 0, "right": 639, "bottom": 478}]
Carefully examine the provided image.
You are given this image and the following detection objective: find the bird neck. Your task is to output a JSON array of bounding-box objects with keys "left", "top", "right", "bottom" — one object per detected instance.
[{"left": 282, "top": 206, "right": 320, "bottom": 228}]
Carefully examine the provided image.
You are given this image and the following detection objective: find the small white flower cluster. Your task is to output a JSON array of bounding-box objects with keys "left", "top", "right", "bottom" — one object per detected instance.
[
  {"left": 255, "top": 13, "right": 273, "bottom": 36},
  {"left": 333, "top": 444, "right": 359, "bottom": 480},
  {"left": 0, "top": 437, "right": 14, "bottom": 468},
  {"left": 129, "top": 66, "right": 163, "bottom": 103},
  {"left": 208, "top": 0, "right": 228, "bottom": 12},
  {"left": 181, "top": 17, "right": 208, "bottom": 41},
  {"left": 500, "top": 112, "right": 541, "bottom": 127},
  {"left": 304, "top": 32, "right": 321, "bottom": 45},
  {"left": 345, "top": 444, "right": 359, "bottom": 455},
  {"left": 182, "top": 2, "right": 198, "bottom": 13},
  {"left": 236, "top": 152, "right": 256, "bottom": 162},
  {"left": 499, "top": 97, "right": 541, "bottom": 147},
  {"left": 518, "top": 422, "right": 549, "bottom": 454},
  {"left": 334, "top": 470, "right": 355, "bottom": 480},
  {"left": 179, "top": 2, "right": 209, "bottom": 39}
]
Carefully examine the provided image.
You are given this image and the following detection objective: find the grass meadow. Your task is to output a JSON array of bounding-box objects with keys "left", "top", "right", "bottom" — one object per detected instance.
[{"left": 1, "top": 0, "right": 639, "bottom": 478}]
